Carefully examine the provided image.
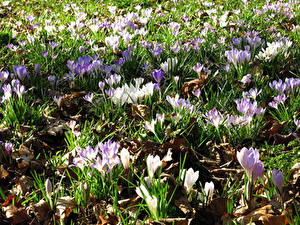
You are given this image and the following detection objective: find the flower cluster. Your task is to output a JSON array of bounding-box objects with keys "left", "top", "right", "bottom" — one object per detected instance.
[
  {"left": 237, "top": 147, "right": 264, "bottom": 180},
  {"left": 269, "top": 78, "right": 300, "bottom": 93},
  {"left": 257, "top": 39, "right": 292, "bottom": 62},
  {"left": 73, "top": 139, "right": 120, "bottom": 173},
  {"left": 111, "top": 81, "right": 155, "bottom": 105},
  {"left": 225, "top": 48, "right": 251, "bottom": 68},
  {"left": 203, "top": 109, "right": 224, "bottom": 129},
  {"left": 166, "top": 94, "right": 195, "bottom": 113}
]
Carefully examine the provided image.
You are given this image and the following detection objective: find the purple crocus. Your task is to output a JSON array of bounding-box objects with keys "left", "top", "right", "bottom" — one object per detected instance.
[
  {"left": 105, "top": 88, "right": 115, "bottom": 97},
  {"left": 48, "top": 75, "right": 55, "bottom": 84},
  {"left": 98, "top": 81, "right": 105, "bottom": 90},
  {"left": 152, "top": 69, "right": 164, "bottom": 83},
  {"left": 83, "top": 93, "right": 94, "bottom": 103},
  {"left": 271, "top": 169, "right": 284, "bottom": 190},
  {"left": 236, "top": 147, "right": 259, "bottom": 173},
  {"left": 0, "top": 71, "right": 9, "bottom": 81},
  {"left": 252, "top": 160, "right": 264, "bottom": 180},
  {"left": 203, "top": 109, "right": 224, "bottom": 129},
  {"left": 268, "top": 101, "right": 278, "bottom": 109},
  {"left": 13, "top": 65, "right": 28, "bottom": 81},
  {"left": 12, "top": 83, "right": 26, "bottom": 98},
  {"left": 35, "top": 64, "right": 41, "bottom": 75},
  {"left": 274, "top": 94, "right": 287, "bottom": 104},
  {"left": 41, "top": 51, "right": 48, "bottom": 57},
  {"left": 4, "top": 142, "right": 13, "bottom": 156},
  {"left": 2, "top": 84, "right": 12, "bottom": 102}
]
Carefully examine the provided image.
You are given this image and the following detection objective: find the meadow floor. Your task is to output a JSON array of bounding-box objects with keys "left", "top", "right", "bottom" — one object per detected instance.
[{"left": 0, "top": 0, "right": 299, "bottom": 224}]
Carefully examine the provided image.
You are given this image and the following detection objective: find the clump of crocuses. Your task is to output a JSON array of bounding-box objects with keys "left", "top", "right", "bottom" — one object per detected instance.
[{"left": 237, "top": 147, "right": 264, "bottom": 204}]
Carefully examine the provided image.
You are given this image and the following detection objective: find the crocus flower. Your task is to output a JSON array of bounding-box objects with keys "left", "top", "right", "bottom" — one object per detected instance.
[
  {"left": 204, "top": 181, "right": 214, "bottom": 198},
  {"left": 236, "top": 147, "right": 259, "bottom": 174},
  {"left": 83, "top": 93, "right": 94, "bottom": 103},
  {"left": 2, "top": 84, "right": 12, "bottom": 102},
  {"left": 147, "top": 155, "right": 162, "bottom": 178},
  {"left": 271, "top": 169, "right": 284, "bottom": 190},
  {"left": 91, "top": 157, "right": 107, "bottom": 174},
  {"left": 203, "top": 109, "right": 224, "bottom": 129},
  {"left": 181, "top": 168, "right": 199, "bottom": 193},
  {"left": 4, "top": 142, "right": 13, "bottom": 156},
  {"left": 146, "top": 195, "right": 158, "bottom": 219},
  {"left": 136, "top": 184, "right": 150, "bottom": 199},
  {"left": 35, "top": 64, "right": 41, "bottom": 74},
  {"left": 295, "top": 119, "right": 300, "bottom": 129},
  {"left": 192, "top": 89, "right": 201, "bottom": 98},
  {"left": 98, "top": 81, "right": 105, "bottom": 90},
  {"left": 48, "top": 76, "right": 55, "bottom": 84},
  {"left": 152, "top": 69, "right": 164, "bottom": 83},
  {"left": 120, "top": 148, "right": 130, "bottom": 170},
  {"left": 274, "top": 94, "right": 287, "bottom": 104},
  {"left": 241, "top": 74, "right": 252, "bottom": 84},
  {"left": 145, "top": 119, "right": 157, "bottom": 134},
  {"left": 13, "top": 65, "right": 28, "bottom": 81},
  {"left": 252, "top": 160, "right": 264, "bottom": 180},
  {"left": 45, "top": 178, "right": 52, "bottom": 199},
  {"left": 268, "top": 101, "right": 278, "bottom": 109}
]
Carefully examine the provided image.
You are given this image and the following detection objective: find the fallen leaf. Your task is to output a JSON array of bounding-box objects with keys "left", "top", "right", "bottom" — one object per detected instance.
[
  {"left": 3, "top": 205, "right": 30, "bottom": 225},
  {"left": 132, "top": 104, "right": 149, "bottom": 120},
  {"left": 0, "top": 164, "right": 9, "bottom": 179},
  {"left": 181, "top": 75, "right": 208, "bottom": 97},
  {"left": 28, "top": 199, "right": 51, "bottom": 223}
]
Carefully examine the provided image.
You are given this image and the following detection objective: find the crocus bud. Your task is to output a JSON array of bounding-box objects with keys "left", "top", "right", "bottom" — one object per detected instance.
[
  {"left": 45, "top": 178, "right": 52, "bottom": 198},
  {"left": 181, "top": 168, "right": 199, "bottom": 193},
  {"left": 98, "top": 81, "right": 105, "bottom": 90},
  {"left": 252, "top": 160, "right": 264, "bottom": 180},
  {"left": 120, "top": 148, "right": 130, "bottom": 170},
  {"left": 271, "top": 169, "right": 284, "bottom": 190},
  {"left": 204, "top": 181, "right": 214, "bottom": 198},
  {"left": 146, "top": 195, "right": 158, "bottom": 219},
  {"left": 35, "top": 64, "right": 41, "bottom": 75}
]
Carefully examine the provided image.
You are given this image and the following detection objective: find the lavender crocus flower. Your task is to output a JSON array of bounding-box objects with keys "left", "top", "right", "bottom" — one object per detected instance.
[
  {"left": 48, "top": 75, "right": 55, "bottom": 84},
  {"left": 203, "top": 109, "right": 224, "bottom": 129},
  {"left": 98, "top": 81, "right": 105, "bottom": 90},
  {"left": 252, "top": 160, "right": 264, "bottom": 180},
  {"left": 12, "top": 83, "right": 26, "bottom": 98},
  {"left": 13, "top": 65, "right": 28, "bottom": 81},
  {"left": 2, "top": 84, "right": 12, "bottom": 102},
  {"left": 236, "top": 147, "right": 259, "bottom": 174},
  {"left": 271, "top": 169, "right": 284, "bottom": 190},
  {"left": 105, "top": 88, "right": 115, "bottom": 97},
  {"left": 35, "top": 64, "right": 41, "bottom": 75},
  {"left": 0, "top": 71, "right": 9, "bottom": 81},
  {"left": 83, "top": 93, "right": 94, "bottom": 103},
  {"left": 152, "top": 70, "right": 164, "bottom": 83},
  {"left": 41, "top": 51, "right": 48, "bottom": 57},
  {"left": 4, "top": 142, "right": 13, "bottom": 156},
  {"left": 91, "top": 156, "right": 107, "bottom": 174},
  {"left": 240, "top": 74, "right": 251, "bottom": 84},
  {"left": 274, "top": 94, "right": 287, "bottom": 104},
  {"left": 268, "top": 101, "right": 278, "bottom": 109}
]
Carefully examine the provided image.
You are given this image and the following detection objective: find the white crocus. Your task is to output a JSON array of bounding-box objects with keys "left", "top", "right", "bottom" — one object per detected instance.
[
  {"left": 147, "top": 155, "right": 162, "bottom": 179},
  {"left": 204, "top": 181, "right": 214, "bottom": 198},
  {"left": 45, "top": 178, "right": 53, "bottom": 199},
  {"left": 181, "top": 168, "right": 199, "bottom": 193},
  {"left": 120, "top": 148, "right": 130, "bottom": 170},
  {"left": 146, "top": 195, "right": 158, "bottom": 219}
]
